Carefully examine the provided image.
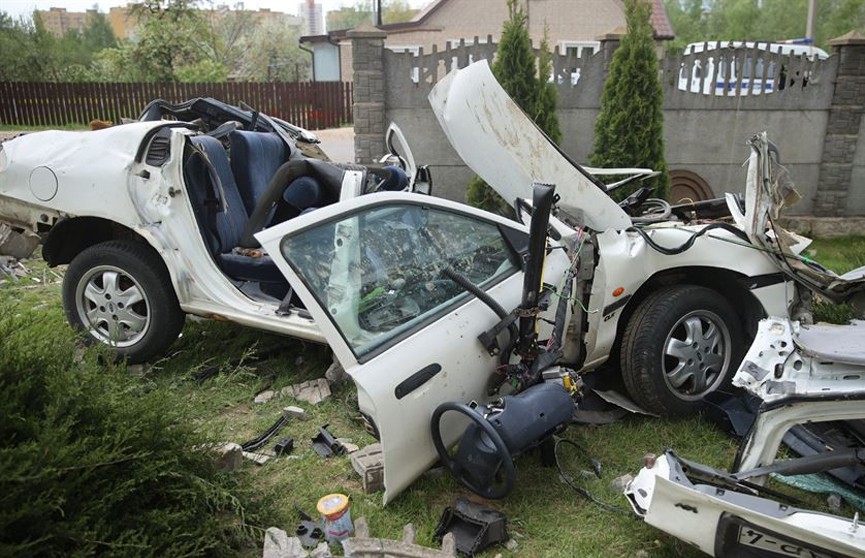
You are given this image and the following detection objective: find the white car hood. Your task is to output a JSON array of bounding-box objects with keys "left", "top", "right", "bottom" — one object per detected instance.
[{"left": 428, "top": 60, "right": 632, "bottom": 231}]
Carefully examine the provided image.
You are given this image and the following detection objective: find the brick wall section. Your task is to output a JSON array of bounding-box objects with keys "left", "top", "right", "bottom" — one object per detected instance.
[
  {"left": 815, "top": 38, "right": 865, "bottom": 216},
  {"left": 349, "top": 27, "right": 387, "bottom": 164}
]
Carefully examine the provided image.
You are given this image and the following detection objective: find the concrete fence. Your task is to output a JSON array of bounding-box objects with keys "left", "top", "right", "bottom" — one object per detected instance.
[{"left": 350, "top": 28, "right": 865, "bottom": 220}]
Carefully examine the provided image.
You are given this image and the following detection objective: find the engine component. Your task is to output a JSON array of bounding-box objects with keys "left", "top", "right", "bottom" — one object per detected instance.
[{"left": 430, "top": 381, "right": 574, "bottom": 499}]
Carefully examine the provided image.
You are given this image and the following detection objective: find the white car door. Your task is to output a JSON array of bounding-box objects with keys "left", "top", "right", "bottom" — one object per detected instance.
[{"left": 257, "top": 193, "right": 569, "bottom": 503}]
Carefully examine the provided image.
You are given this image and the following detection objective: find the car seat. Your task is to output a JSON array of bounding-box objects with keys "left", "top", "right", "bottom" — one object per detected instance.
[
  {"left": 228, "top": 130, "right": 288, "bottom": 214},
  {"left": 183, "top": 135, "right": 289, "bottom": 297}
]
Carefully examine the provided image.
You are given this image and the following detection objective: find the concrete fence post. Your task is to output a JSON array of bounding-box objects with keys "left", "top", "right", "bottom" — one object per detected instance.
[
  {"left": 814, "top": 31, "right": 865, "bottom": 216},
  {"left": 348, "top": 26, "right": 387, "bottom": 164}
]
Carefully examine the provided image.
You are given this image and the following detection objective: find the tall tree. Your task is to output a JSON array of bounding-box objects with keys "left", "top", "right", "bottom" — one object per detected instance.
[
  {"left": 590, "top": 0, "right": 669, "bottom": 200},
  {"left": 466, "top": 0, "right": 562, "bottom": 214},
  {"left": 233, "top": 17, "right": 310, "bottom": 82},
  {"left": 95, "top": 0, "right": 217, "bottom": 82},
  {"left": 326, "top": 0, "right": 418, "bottom": 30},
  {"left": 664, "top": 0, "right": 865, "bottom": 50}
]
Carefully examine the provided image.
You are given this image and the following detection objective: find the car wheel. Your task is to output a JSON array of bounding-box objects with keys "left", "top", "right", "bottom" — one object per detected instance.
[
  {"left": 621, "top": 285, "right": 744, "bottom": 417},
  {"left": 62, "top": 240, "right": 184, "bottom": 364}
]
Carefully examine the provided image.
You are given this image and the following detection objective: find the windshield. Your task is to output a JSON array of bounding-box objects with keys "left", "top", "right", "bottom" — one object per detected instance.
[{"left": 280, "top": 203, "right": 519, "bottom": 359}]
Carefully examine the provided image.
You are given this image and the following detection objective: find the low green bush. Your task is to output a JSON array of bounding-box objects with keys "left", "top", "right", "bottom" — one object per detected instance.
[{"left": 0, "top": 296, "right": 261, "bottom": 557}]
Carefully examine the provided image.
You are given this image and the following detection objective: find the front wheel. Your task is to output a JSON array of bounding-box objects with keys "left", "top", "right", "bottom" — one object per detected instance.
[
  {"left": 621, "top": 285, "right": 744, "bottom": 417},
  {"left": 62, "top": 240, "right": 185, "bottom": 363}
]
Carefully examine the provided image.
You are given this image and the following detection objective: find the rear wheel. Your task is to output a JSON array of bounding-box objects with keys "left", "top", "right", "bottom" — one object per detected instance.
[
  {"left": 62, "top": 240, "right": 184, "bottom": 363},
  {"left": 621, "top": 285, "right": 744, "bottom": 417}
]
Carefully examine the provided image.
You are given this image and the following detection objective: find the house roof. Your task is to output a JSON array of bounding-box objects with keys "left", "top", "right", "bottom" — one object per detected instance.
[
  {"left": 381, "top": 0, "right": 675, "bottom": 39},
  {"left": 301, "top": 0, "right": 675, "bottom": 44}
]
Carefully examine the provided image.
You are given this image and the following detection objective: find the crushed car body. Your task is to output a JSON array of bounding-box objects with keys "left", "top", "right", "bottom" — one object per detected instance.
[
  {"left": 0, "top": 61, "right": 837, "bottom": 503},
  {"left": 625, "top": 130, "right": 865, "bottom": 557}
]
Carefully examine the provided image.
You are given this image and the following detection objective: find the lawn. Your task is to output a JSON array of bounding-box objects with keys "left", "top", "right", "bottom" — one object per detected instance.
[{"left": 1, "top": 235, "right": 862, "bottom": 557}]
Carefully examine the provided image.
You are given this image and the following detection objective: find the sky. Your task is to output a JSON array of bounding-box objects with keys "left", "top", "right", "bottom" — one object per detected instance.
[{"left": 0, "top": 0, "right": 431, "bottom": 20}]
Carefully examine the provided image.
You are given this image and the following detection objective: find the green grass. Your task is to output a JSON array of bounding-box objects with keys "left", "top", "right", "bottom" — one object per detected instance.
[
  {"left": 2, "top": 239, "right": 863, "bottom": 557},
  {"left": 807, "top": 235, "right": 865, "bottom": 323},
  {"left": 807, "top": 235, "right": 865, "bottom": 276}
]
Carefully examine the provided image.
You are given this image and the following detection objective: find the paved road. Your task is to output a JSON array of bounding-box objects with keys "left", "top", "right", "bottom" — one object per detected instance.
[{"left": 313, "top": 126, "right": 355, "bottom": 162}]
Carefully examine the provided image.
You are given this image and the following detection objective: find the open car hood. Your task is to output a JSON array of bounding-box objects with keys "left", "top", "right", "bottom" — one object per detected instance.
[{"left": 428, "top": 60, "right": 632, "bottom": 231}]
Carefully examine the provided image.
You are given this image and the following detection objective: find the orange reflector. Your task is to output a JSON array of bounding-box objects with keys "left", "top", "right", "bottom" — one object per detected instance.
[{"left": 612, "top": 287, "right": 625, "bottom": 297}]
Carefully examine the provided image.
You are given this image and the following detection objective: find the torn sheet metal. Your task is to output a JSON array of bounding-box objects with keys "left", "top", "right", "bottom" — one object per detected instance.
[
  {"left": 732, "top": 317, "right": 865, "bottom": 478},
  {"left": 736, "top": 132, "right": 865, "bottom": 309}
]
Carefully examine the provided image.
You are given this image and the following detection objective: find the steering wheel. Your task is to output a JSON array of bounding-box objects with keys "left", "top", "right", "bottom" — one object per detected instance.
[{"left": 430, "top": 402, "right": 516, "bottom": 499}]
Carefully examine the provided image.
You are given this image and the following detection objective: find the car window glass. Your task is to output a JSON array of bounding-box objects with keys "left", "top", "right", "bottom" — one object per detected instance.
[{"left": 281, "top": 203, "right": 518, "bottom": 358}]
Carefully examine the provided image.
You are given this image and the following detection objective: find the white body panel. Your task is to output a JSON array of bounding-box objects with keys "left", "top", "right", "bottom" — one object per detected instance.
[{"left": 582, "top": 226, "right": 793, "bottom": 369}]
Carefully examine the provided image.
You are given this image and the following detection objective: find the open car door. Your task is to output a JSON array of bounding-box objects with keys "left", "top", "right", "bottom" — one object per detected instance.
[{"left": 256, "top": 192, "right": 570, "bottom": 503}]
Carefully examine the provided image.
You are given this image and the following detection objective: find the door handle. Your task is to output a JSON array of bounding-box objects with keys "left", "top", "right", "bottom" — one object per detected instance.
[{"left": 394, "top": 364, "right": 442, "bottom": 400}]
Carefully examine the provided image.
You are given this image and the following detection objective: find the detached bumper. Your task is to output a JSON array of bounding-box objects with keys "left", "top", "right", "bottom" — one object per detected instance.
[{"left": 625, "top": 451, "right": 865, "bottom": 557}]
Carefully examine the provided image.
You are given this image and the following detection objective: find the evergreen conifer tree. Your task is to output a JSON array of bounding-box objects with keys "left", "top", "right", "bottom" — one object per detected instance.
[{"left": 590, "top": 0, "right": 669, "bottom": 200}]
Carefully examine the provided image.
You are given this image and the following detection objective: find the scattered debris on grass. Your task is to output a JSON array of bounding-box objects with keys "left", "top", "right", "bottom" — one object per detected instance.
[
  {"left": 214, "top": 442, "right": 243, "bottom": 472},
  {"left": 350, "top": 443, "right": 384, "bottom": 494},
  {"left": 610, "top": 474, "right": 634, "bottom": 493},
  {"left": 434, "top": 498, "right": 509, "bottom": 557},
  {"left": 311, "top": 425, "right": 347, "bottom": 458},
  {"left": 284, "top": 378, "right": 331, "bottom": 405},
  {"left": 242, "top": 450, "right": 271, "bottom": 465},
  {"left": 283, "top": 405, "right": 308, "bottom": 420},
  {"left": 342, "top": 517, "right": 456, "bottom": 557},
  {"left": 274, "top": 437, "right": 294, "bottom": 456}
]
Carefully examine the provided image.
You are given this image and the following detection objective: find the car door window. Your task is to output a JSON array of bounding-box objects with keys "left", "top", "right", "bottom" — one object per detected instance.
[{"left": 280, "top": 203, "right": 519, "bottom": 360}]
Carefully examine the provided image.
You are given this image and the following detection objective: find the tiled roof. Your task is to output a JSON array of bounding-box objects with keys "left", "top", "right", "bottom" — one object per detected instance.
[{"left": 650, "top": 0, "right": 675, "bottom": 40}]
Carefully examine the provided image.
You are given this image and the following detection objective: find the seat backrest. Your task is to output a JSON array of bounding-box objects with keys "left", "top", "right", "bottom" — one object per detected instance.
[
  {"left": 229, "top": 131, "right": 288, "bottom": 214},
  {"left": 184, "top": 135, "right": 249, "bottom": 254}
]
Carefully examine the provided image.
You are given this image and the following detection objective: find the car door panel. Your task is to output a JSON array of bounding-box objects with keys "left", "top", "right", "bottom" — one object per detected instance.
[{"left": 257, "top": 192, "right": 567, "bottom": 503}]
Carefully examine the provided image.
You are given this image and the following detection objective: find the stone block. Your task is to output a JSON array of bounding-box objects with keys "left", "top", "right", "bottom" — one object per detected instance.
[
  {"left": 283, "top": 405, "right": 307, "bottom": 421},
  {"left": 255, "top": 390, "right": 276, "bottom": 404},
  {"left": 262, "top": 527, "right": 307, "bottom": 558},
  {"left": 350, "top": 443, "right": 384, "bottom": 493},
  {"left": 243, "top": 451, "right": 271, "bottom": 465},
  {"left": 215, "top": 442, "right": 243, "bottom": 472},
  {"left": 287, "top": 378, "right": 331, "bottom": 405}
]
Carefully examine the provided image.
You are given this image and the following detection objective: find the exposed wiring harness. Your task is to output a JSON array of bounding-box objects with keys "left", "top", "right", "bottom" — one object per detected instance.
[
  {"left": 554, "top": 438, "right": 633, "bottom": 516},
  {"left": 626, "top": 222, "right": 751, "bottom": 256}
]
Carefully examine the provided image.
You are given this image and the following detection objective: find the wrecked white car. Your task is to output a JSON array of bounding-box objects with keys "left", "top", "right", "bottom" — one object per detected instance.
[
  {"left": 0, "top": 61, "right": 831, "bottom": 502},
  {"left": 0, "top": 97, "right": 428, "bottom": 363},
  {"left": 626, "top": 132, "right": 865, "bottom": 557}
]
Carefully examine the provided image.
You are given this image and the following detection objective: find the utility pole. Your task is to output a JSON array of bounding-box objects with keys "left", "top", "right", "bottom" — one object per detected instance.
[
  {"left": 376, "top": 0, "right": 382, "bottom": 26},
  {"left": 806, "top": 0, "right": 817, "bottom": 41}
]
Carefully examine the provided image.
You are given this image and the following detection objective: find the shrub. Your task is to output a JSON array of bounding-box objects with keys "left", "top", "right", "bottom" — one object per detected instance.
[{"left": 0, "top": 296, "right": 260, "bottom": 557}]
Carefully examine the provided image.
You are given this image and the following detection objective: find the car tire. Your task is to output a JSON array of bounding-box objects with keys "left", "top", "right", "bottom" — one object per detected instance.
[
  {"left": 621, "top": 285, "right": 744, "bottom": 417},
  {"left": 62, "top": 240, "right": 184, "bottom": 364}
]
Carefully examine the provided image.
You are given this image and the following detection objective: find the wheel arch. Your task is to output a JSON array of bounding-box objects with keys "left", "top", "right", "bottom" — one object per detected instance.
[
  {"left": 42, "top": 217, "right": 148, "bottom": 266},
  {"left": 615, "top": 266, "right": 767, "bottom": 353}
]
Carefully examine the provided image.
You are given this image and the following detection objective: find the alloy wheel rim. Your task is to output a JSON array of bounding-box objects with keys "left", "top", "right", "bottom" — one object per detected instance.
[
  {"left": 660, "top": 309, "right": 731, "bottom": 401},
  {"left": 75, "top": 264, "right": 151, "bottom": 347}
]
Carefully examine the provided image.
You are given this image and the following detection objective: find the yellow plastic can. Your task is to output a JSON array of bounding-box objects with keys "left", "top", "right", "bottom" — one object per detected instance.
[{"left": 316, "top": 493, "right": 353, "bottom": 543}]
